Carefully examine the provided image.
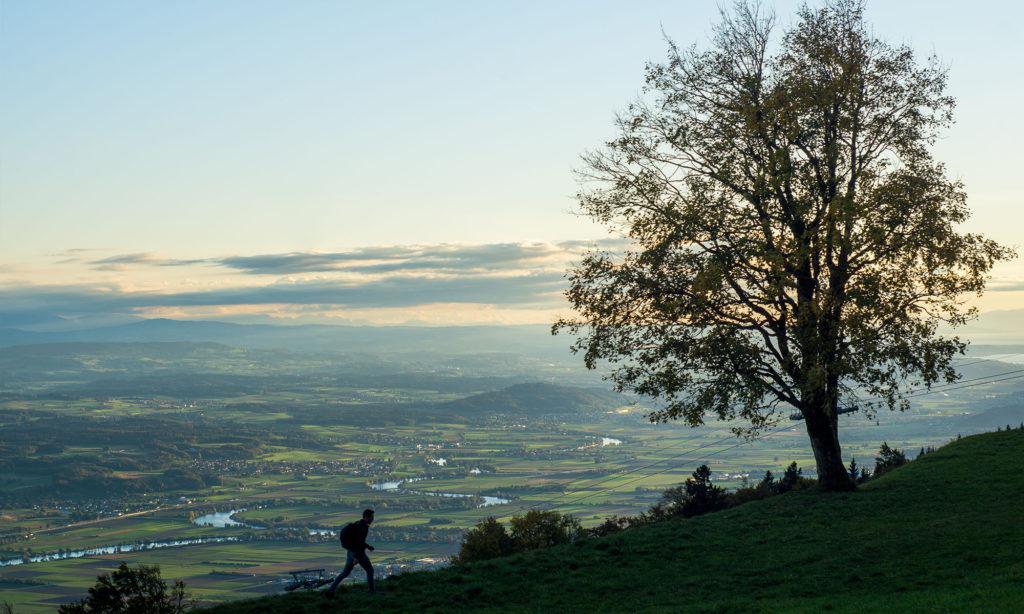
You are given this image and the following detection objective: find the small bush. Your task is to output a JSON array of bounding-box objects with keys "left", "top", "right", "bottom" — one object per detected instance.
[
  {"left": 58, "top": 562, "right": 192, "bottom": 613},
  {"left": 586, "top": 515, "right": 636, "bottom": 537},
  {"left": 452, "top": 517, "right": 513, "bottom": 565},
  {"left": 509, "top": 510, "right": 583, "bottom": 551},
  {"left": 454, "top": 510, "right": 584, "bottom": 564}
]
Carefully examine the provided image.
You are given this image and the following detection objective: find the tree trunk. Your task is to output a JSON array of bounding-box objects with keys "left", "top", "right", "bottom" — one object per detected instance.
[{"left": 803, "top": 409, "right": 855, "bottom": 491}]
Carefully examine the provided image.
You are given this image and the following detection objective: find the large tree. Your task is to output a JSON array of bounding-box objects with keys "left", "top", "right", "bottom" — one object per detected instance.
[{"left": 556, "top": 0, "right": 1013, "bottom": 490}]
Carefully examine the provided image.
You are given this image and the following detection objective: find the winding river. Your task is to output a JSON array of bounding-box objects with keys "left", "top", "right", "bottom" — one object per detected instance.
[
  {"left": 3, "top": 479, "right": 510, "bottom": 568},
  {"left": 0, "top": 537, "right": 238, "bottom": 568},
  {"left": 369, "top": 478, "right": 510, "bottom": 506}
]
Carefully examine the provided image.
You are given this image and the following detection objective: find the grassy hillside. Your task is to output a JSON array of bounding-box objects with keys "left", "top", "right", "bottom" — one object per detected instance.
[{"left": 208, "top": 429, "right": 1024, "bottom": 613}]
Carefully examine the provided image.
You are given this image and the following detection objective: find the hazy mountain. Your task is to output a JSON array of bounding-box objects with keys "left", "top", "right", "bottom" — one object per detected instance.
[
  {"left": 442, "top": 382, "right": 630, "bottom": 416},
  {"left": 959, "top": 395, "right": 1024, "bottom": 428},
  {"left": 943, "top": 309, "right": 1024, "bottom": 344},
  {"left": 0, "top": 318, "right": 571, "bottom": 357}
]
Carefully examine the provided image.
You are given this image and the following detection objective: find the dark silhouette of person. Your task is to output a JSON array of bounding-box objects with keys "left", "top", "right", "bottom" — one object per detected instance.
[{"left": 325, "top": 509, "right": 375, "bottom": 596}]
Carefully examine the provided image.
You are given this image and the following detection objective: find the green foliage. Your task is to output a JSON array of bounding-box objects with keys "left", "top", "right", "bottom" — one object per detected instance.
[
  {"left": 585, "top": 515, "right": 634, "bottom": 537},
  {"left": 509, "top": 510, "right": 582, "bottom": 551},
  {"left": 847, "top": 457, "right": 871, "bottom": 484},
  {"left": 554, "top": 0, "right": 1014, "bottom": 489},
  {"left": 454, "top": 510, "right": 582, "bottom": 564},
  {"left": 58, "top": 562, "right": 193, "bottom": 613},
  {"left": 776, "top": 462, "right": 808, "bottom": 494},
  {"left": 874, "top": 442, "right": 908, "bottom": 478},
  {"left": 452, "top": 517, "right": 512, "bottom": 565},
  {"left": 653, "top": 465, "right": 730, "bottom": 518}
]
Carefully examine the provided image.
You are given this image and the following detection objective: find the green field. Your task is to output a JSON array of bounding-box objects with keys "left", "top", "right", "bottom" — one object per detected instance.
[
  {"left": 208, "top": 428, "right": 1024, "bottom": 613},
  {"left": 2, "top": 342, "right": 1019, "bottom": 611}
]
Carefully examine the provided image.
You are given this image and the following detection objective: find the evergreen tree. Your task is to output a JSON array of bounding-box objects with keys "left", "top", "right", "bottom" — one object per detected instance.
[
  {"left": 874, "top": 442, "right": 908, "bottom": 477},
  {"left": 659, "top": 465, "right": 730, "bottom": 517},
  {"left": 777, "top": 462, "right": 804, "bottom": 493}
]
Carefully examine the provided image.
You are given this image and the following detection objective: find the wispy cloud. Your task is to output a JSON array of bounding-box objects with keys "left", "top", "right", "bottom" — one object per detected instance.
[
  {"left": 3, "top": 240, "right": 628, "bottom": 326},
  {"left": 82, "top": 240, "right": 626, "bottom": 275},
  {"left": 988, "top": 277, "right": 1024, "bottom": 292},
  {"left": 89, "top": 252, "right": 206, "bottom": 271},
  {"left": 1, "top": 272, "right": 562, "bottom": 310}
]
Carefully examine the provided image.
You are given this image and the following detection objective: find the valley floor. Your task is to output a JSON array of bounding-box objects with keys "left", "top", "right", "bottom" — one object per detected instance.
[{"left": 209, "top": 429, "right": 1024, "bottom": 613}]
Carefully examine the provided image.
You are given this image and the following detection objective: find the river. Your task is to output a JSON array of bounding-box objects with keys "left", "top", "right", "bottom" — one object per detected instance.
[
  {"left": 0, "top": 537, "right": 239, "bottom": 568},
  {"left": 369, "top": 477, "right": 510, "bottom": 506},
  {"left": 3, "top": 481, "right": 509, "bottom": 568}
]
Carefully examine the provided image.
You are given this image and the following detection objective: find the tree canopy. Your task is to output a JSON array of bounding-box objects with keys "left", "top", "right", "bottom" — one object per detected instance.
[{"left": 556, "top": 0, "right": 1013, "bottom": 489}]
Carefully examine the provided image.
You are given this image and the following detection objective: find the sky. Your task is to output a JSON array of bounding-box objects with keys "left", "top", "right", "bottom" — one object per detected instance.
[{"left": 1, "top": 1, "right": 1022, "bottom": 328}]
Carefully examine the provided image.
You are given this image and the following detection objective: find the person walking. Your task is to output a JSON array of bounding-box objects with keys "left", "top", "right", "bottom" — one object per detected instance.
[{"left": 325, "top": 508, "right": 376, "bottom": 597}]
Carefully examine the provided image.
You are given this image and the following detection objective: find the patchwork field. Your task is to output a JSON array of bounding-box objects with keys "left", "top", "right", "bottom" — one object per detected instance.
[{"left": 2, "top": 343, "right": 1020, "bottom": 611}]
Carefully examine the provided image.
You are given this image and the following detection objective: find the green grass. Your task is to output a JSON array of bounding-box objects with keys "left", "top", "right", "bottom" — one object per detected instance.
[{"left": 208, "top": 429, "right": 1024, "bottom": 613}]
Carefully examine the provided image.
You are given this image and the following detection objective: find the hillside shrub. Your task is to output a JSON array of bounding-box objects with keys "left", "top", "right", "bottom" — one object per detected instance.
[
  {"left": 509, "top": 510, "right": 583, "bottom": 551},
  {"left": 873, "top": 442, "right": 908, "bottom": 478},
  {"left": 452, "top": 517, "right": 513, "bottom": 565},
  {"left": 455, "top": 511, "right": 583, "bottom": 564},
  {"left": 58, "top": 562, "right": 192, "bottom": 613},
  {"left": 587, "top": 515, "right": 636, "bottom": 537},
  {"left": 654, "top": 465, "right": 730, "bottom": 518}
]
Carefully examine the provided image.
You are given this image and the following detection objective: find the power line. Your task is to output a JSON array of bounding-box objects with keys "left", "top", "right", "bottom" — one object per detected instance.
[
  {"left": 789, "top": 367, "right": 1024, "bottom": 421},
  {"left": 901, "top": 370, "right": 1024, "bottom": 398}
]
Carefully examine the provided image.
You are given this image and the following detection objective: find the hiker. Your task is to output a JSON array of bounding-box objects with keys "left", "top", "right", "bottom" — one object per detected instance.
[{"left": 325, "top": 508, "right": 376, "bottom": 596}]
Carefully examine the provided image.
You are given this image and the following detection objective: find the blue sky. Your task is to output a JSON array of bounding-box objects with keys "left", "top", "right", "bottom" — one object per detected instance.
[{"left": 1, "top": 1, "right": 1021, "bottom": 327}]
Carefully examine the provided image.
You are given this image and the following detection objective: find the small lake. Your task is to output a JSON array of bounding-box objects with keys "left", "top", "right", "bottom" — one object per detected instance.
[
  {"left": 370, "top": 477, "right": 424, "bottom": 491},
  {"left": 193, "top": 510, "right": 253, "bottom": 528}
]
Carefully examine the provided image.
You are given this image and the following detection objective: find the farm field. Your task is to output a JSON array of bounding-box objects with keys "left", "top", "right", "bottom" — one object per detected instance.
[
  {"left": 2, "top": 342, "right": 1021, "bottom": 611},
  {"left": 211, "top": 429, "right": 1024, "bottom": 613}
]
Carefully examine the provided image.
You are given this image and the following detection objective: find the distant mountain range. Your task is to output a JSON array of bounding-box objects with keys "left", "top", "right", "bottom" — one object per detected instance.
[
  {"left": 940, "top": 308, "right": 1024, "bottom": 344},
  {"left": 0, "top": 318, "right": 571, "bottom": 357},
  {"left": 442, "top": 382, "right": 630, "bottom": 416},
  {"left": 958, "top": 394, "right": 1024, "bottom": 429}
]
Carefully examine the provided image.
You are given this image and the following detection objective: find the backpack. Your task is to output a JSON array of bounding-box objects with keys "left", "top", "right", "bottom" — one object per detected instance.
[{"left": 339, "top": 522, "right": 356, "bottom": 549}]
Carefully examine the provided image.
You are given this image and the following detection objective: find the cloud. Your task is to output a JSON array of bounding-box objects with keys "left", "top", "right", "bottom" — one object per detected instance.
[
  {"left": 88, "top": 253, "right": 206, "bottom": 271},
  {"left": 83, "top": 240, "right": 626, "bottom": 275},
  {"left": 2, "top": 240, "right": 630, "bottom": 326},
  {"left": 988, "top": 278, "right": 1024, "bottom": 292},
  {"left": 215, "top": 243, "right": 564, "bottom": 275},
  {"left": 0, "top": 272, "right": 567, "bottom": 324}
]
